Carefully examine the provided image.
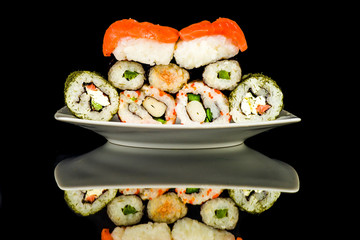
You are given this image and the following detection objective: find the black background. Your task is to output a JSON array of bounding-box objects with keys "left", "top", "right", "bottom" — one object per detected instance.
[{"left": 1, "top": 3, "right": 338, "bottom": 240}]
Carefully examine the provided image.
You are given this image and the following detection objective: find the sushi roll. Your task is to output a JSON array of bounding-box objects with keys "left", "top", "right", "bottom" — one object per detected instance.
[
  {"left": 229, "top": 73, "right": 284, "bottom": 122},
  {"left": 147, "top": 192, "right": 188, "bottom": 224},
  {"left": 175, "top": 81, "right": 231, "bottom": 125},
  {"left": 148, "top": 63, "right": 190, "bottom": 94},
  {"left": 200, "top": 198, "right": 239, "bottom": 230},
  {"left": 119, "top": 188, "right": 169, "bottom": 200},
  {"left": 64, "top": 71, "right": 119, "bottom": 121},
  {"left": 172, "top": 217, "right": 235, "bottom": 240},
  {"left": 229, "top": 189, "right": 281, "bottom": 214},
  {"left": 174, "top": 18, "right": 247, "bottom": 69},
  {"left": 107, "top": 195, "right": 144, "bottom": 226},
  {"left": 110, "top": 222, "right": 172, "bottom": 240},
  {"left": 203, "top": 60, "right": 242, "bottom": 91},
  {"left": 139, "top": 188, "right": 169, "bottom": 200},
  {"left": 64, "top": 189, "right": 117, "bottom": 216},
  {"left": 108, "top": 61, "right": 145, "bottom": 90},
  {"left": 175, "top": 188, "right": 223, "bottom": 205},
  {"left": 118, "top": 84, "right": 176, "bottom": 124},
  {"left": 103, "top": 19, "right": 179, "bottom": 65}
]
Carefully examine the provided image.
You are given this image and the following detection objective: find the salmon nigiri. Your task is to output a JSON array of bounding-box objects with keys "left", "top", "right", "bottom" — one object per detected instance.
[
  {"left": 174, "top": 18, "right": 247, "bottom": 69},
  {"left": 103, "top": 19, "right": 179, "bottom": 65}
]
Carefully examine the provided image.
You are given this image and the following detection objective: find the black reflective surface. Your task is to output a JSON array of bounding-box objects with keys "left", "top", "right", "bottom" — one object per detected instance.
[{"left": 2, "top": 4, "right": 328, "bottom": 240}]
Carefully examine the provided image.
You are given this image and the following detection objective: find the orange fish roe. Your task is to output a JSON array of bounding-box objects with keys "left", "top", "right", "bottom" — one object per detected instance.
[{"left": 175, "top": 188, "right": 223, "bottom": 205}]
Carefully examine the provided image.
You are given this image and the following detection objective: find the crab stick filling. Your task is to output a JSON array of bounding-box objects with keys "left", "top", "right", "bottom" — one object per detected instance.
[
  {"left": 240, "top": 88, "right": 271, "bottom": 116},
  {"left": 84, "top": 83, "right": 110, "bottom": 111}
]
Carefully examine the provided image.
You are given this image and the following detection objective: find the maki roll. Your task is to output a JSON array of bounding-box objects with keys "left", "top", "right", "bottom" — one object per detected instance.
[
  {"left": 175, "top": 188, "right": 223, "bottom": 205},
  {"left": 229, "top": 189, "right": 281, "bottom": 214},
  {"left": 147, "top": 192, "right": 188, "bottom": 224},
  {"left": 64, "top": 189, "right": 117, "bottom": 216},
  {"left": 109, "top": 222, "right": 172, "bottom": 240},
  {"left": 64, "top": 71, "right": 119, "bottom": 121},
  {"left": 108, "top": 61, "right": 145, "bottom": 90},
  {"left": 119, "top": 188, "right": 169, "bottom": 200},
  {"left": 118, "top": 85, "right": 176, "bottom": 124},
  {"left": 103, "top": 19, "right": 179, "bottom": 65},
  {"left": 139, "top": 188, "right": 169, "bottom": 200},
  {"left": 172, "top": 217, "right": 235, "bottom": 240},
  {"left": 229, "top": 73, "right": 284, "bottom": 122},
  {"left": 174, "top": 18, "right": 247, "bottom": 69},
  {"left": 149, "top": 63, "right": 190, "bottom": 94},
  {"left": 107, "top": 195, "right": 144, "bottom": 226},
  {"left": 203, "top": 60, "right": 242, "bottom": 91},
  {"left": 175, "top": 81, "right": 231, "bottom": 125},
  {"left": 200, "top": 198, "right": 239, "bottom": 230}
]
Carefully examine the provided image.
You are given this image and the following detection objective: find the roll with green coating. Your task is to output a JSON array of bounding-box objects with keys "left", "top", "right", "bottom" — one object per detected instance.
[
  {"left": 64, "top": 189, "right": 117, "bottom": 216},
  {"left": 229, "top": 189, "right": 280, "bottom": 214},
  {"left": 229, "top": 73, "right": 283, "bottom": 122},
  {"left": 64, "top": 71, "right": 119, "bottom": 121}
]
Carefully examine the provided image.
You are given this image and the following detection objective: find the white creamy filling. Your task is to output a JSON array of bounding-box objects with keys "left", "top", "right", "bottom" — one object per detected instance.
[
  {"left": 240, "top": 92, "right": 266, "bottom": 116},
  {"left": 85, "top": 87, "right": 110, "bottom": 106},
  {"left": 82, "top": 189, "right": 106, "bottom": 202}
]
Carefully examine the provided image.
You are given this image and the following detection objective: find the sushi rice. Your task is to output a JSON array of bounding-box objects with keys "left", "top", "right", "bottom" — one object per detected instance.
[
  {"left": 111, "top": 222, "right": 172, "bottom": 240},
  {"left": 203, "top": 60, "right": 242, "bottom": 91},
  {"left": 175, "top": 81, "right": 231, "bottom": 125},
  {"left": 119, "top": 188, "right": 169, "bottom": 200},
  {"left": 175, "top": 188, "right": 223, "bottom": 205},
  {"left": 118, "top": 85, "right": 176, "bottom": 124},
  {"left": 148, "top": 63, "right": 190, "bottom": 94},
  {"left": 200, "top": 198, "right": 239, "bottom": 230},
  {"left": 113, "top": 37, "right": 176, "bottom": 66},
  {"left": 147, "top": 192, "right": 187, "bottom": 224},
  {"left": 174, "top": 35, "right": 239, "bottom": 69},
  {"left": 64, "top": 71, "right": 119, "bottom": 121},
  {"left": 229, "top": 73, "right": 283, "bottom": 122},
  {"left": 172, "top": 217, "right": 235, "bottom": 240},
  {"left": 108, "top": 60, "right": 145, "bottom": 90},
  {"left": 107, "top": 195, "right": 144, "bottom": 226},
  {"left": 64, "top": 189, "right": 117, "bottom": 216},
  {"left": 229, "top": 189, "right": 281, "bottom": 214}
]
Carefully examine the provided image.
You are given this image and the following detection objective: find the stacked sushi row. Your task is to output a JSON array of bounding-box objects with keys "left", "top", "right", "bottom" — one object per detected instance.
[
  {"left": 64, "top": 18, "right": 284, "bottom": 124},
  {"left": 64, "top": 188, "right": 280, "bottom": 240}
]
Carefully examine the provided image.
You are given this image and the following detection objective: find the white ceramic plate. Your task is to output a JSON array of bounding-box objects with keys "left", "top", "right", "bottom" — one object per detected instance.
[
  {"left": 55, "top": 142, "right": 299, "bottom": 192},
  {"left": 55, "top": 106, "right": 301, "bottom": 149}
]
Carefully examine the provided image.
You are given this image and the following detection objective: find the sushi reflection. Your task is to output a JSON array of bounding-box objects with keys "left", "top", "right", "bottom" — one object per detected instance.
[
  {"left": 55, "top": 142, "right": 299, "bottom": 192},
  {"left": 56, "top": 142, "right": 298, "bottom": 240}
]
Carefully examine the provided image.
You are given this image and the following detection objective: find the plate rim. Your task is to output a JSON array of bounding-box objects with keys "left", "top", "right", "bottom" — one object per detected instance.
[{"left": 55, "top": 106, "right": 301, "bottom": 129}]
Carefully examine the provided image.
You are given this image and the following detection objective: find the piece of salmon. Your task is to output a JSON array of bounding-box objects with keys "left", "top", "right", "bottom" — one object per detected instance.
[
  {"left": 103, "top": 19, "right": 179, "bottom": 57},
  {"left": 179, "top": 18, "right": 248, "bottom": 52}
]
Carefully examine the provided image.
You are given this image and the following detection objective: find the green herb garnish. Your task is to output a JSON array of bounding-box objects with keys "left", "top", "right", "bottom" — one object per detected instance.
[
  {"left": 122, "top": 205, "right": 138, "bottom": 215},
  {"left": 123, "top": 70, "right": 139, "bottom": 81},
  {"left": 185, "top": 188, "right": 200, "bottom": 194},
  {"left": 205, "top": 108, "right": 213, "bottom": 122},
  {"left": 217, "top": 70, "right": 231, "bottom": 80},
  {"left": 215, "top": 209, "right": 228, "bottom": 219},
  {"left": 187, "top": 93, "right": 201, "bottom": 102},
  {"left": 91, "top": 99, "right": 103, "bottom": 111},
  {"left": 154, "top": 117, "right": 167, "bottom": 124}
]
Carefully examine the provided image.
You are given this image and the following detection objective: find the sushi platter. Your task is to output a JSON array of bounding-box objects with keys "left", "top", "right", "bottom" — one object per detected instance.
[
  {"left": 55, "top": 106, "right": 300, "bottom": 149},
  {"left": 55, "top": 17, "right": 302, "bottom": 240}
]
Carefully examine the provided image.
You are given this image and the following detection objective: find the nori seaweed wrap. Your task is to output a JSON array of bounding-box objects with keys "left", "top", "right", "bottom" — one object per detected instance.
[
  {"left": 229, "top": 73, "right": 283, "bottom": 122},
  {"left": 64, "top": 189, "right": 117, "bottom": 216},
  {"left": 64, "top": 71, "right": 119, "bottom": 121},
  {"left": 229, "top": 189, "right": 280, "bottom": 214}
]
